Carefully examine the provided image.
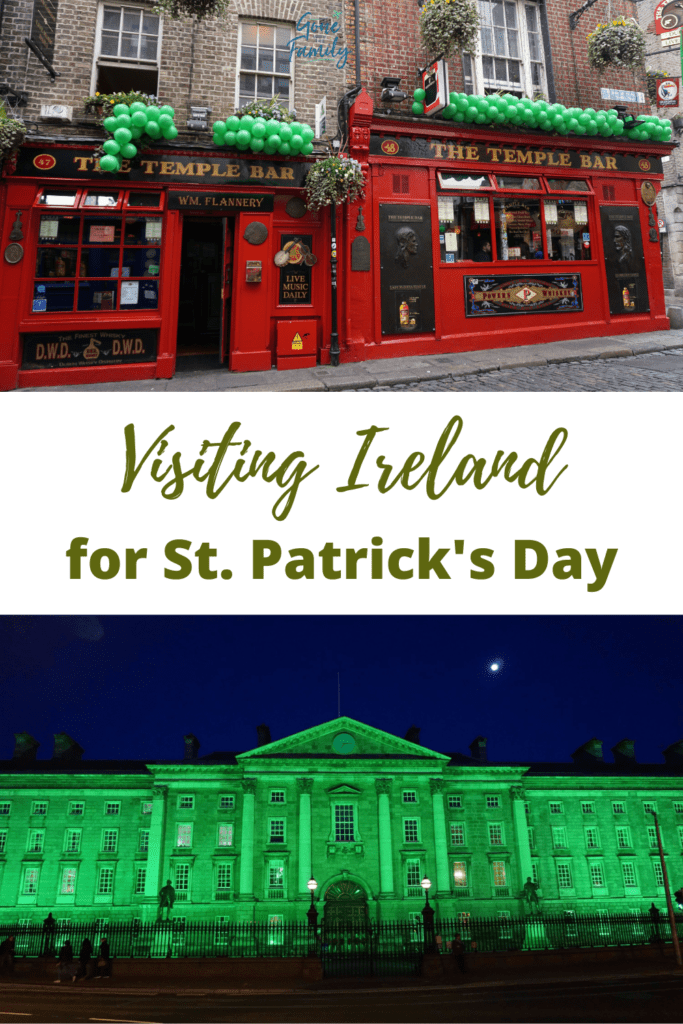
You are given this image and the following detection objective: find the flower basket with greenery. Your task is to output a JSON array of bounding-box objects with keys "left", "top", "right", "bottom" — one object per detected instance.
[
  {"left": 304, "top": 155, "right": 365, "bottom": 212},
  {"left": 97, "top": 101, "right": 178, "bottom": 172},
  {"left": 212, "top": 102, "right": 315, "bottom": 156},
  {"left": 586, "top": 17, "right": 645, "bottom": 73},
  {"left": 152, "top": 0, "right": 229, "bottom": 18},
  {"left": 646, "top": 68, "right": 669, "bottom": 104},
  {"left": 419, "top": 0, "right": 480, "bottom": 60},
  {"left": 84, "top": 90, "right": 158, "bottom": 119},
  {"left": 0, "top": 104, "right": 26, "bottom": 158}
]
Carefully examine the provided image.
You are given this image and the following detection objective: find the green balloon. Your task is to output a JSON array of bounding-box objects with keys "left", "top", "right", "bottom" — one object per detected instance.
[
  {"left": 240, "top": 115, "right": 255, "bottom": 131},
  {"left": 162, "top": 124, "right": 178, "bottom": 140},
  {"left": 146, "top": 107, "right": 161, "bottom": 122},
  {"left": 251, "top": 121, "right": 266, "bottom": 138},
  {"left": 301, "top": 126, "right": 314, "bottom": 143},
  {"left": 301, "top": 141, "right": 314, "bottom": 155},
  {"left": 414, "top": 88, "right": 426, "bottom": 102},
  {"left": 113, "top": 127, "right": 132, "bottom": 144},
  {"left": 120, "top": 142, "right": 137, "bottom": 159},
  {"left": 250, "top": 137, "right": 265, "bottom": 151},
  {"left": 289, "top": 121, "right": 303, "bottom": 137},
  {"left": 116, "top": 113, "right": 132, "bottom": 128},
  {"left": 225, "top": 131, "right": 237, "bottom": 146},
  {"left": 99, "top": 154, "right": 119, "bottom": 171},
  {"left": 236, "top": 129, "right": 251, "bottom": 146},
  {"left": 612, "top": 120, "right": 624, "bottom": 135},
  {"left": 131, "top": 111, "right": 147, "bottom": 128},
  {"left": 130, "top": 126, "right": 143, "bottom": 139},
  {"left": 279, "top": 123, "right": 292, "bottom": 141},
  {"left": 265, "top": 119, "right": 281, "bottom": 136},
  {"left": 112, "top": 103, "right": 129, "bottom": 116},
  {"left": 226, "top": 116, "right": 241, "bottom": 132},
  {"left": 158, "top": 114, "right": 173, "bottom": 129},
  {"left": 279, "top": 141, "right": 291, "bottom": 155},
  {"left": 145, "top": 122, "right": 161, "bottom": 139},
  {"left": 158, "top": 105, "right": 174, "bottom": 118},
  {"left": 444, "top": 103, "right": 457, "bottom": 119},
  {"left": 102, "top": 139, "right": 120, "bottom": 155},
  {"left": 129, "top": 102, "right": 147, "bottom": 114},
  {"left": 289, "top": 134, "right": 303, "bottom": 151},
  {"left": 103, "top": 116, "right": 118, "bottom": 132},
  {"left": 213, "top": 121, "right": 227, "bottom": 135},
  {"left": 411, "top": 101, "right": 424, "bottom": 115},
  {"left": 212, "top": 132, "right": 224, "bottom": 145},
  {"left": 454, "top": 112, "right": 465, "bottom": 122}
]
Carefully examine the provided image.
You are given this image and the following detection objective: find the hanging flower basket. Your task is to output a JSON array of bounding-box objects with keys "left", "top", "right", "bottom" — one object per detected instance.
[
  {"left": 0, "top": 107, "right": 26, "bottom": 160},
  {"left": 419, "top": 0, "right": 480, "bottom": 60},
  {"left": 83, "top": 90, "right": 159, "bottom": 120},
  {"left": 586, "top": 17, "right": 645, "bottom": 73},
  {"left": 304, "top": 156, "right": 365, "bottom": 212},
  {"left": 152, "top": 0, "right": 229, "bottom": 19}
]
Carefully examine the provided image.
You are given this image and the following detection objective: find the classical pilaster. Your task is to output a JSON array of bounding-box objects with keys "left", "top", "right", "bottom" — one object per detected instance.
[
  {"left": 238, "top": 778, "right": 257, "bottom": 900},
  {"left": 144, "top": 785, "right": 167, "bottom": 906},
  {"left": 375, "top": 778, "right": 395, "bottom": 896},
  {"left": 429, "top": 778, "right": 451, "bottom": 896},
  {"left": 297, "top": 777, "right": 314, "bottom": 896},
  {"left": 510, "top": 785, "right": 533, "bottom": 888}
]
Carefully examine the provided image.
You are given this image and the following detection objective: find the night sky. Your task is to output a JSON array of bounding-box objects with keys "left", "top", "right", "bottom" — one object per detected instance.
[{"left": 0, "top": 616, "right": 681, "bottom": 766}]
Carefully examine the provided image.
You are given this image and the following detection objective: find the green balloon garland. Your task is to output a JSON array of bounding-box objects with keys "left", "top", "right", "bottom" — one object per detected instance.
[
  {"left": 98, "top": 104, "right": 178, "bottom": 173},
  {"left": 211, "top": 115, "right": 316, "bottom": 157}
]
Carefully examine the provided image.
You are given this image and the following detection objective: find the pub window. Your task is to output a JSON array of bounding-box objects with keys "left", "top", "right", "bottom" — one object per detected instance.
[
  {"left": 93, "top": 4, "right": 161, "bottom": 96},
  {"left": 38, "top": 190, "right": 78, "bottom": 207},
  {"left": 464, "top": 0, "right": 547, "bottom": 99},
  {"left": 32, "top": 191, "right": 163, "bottom": 315},
  {"left": 546, "top": 178, "right": 590, "bottom": 193},
  {"left": 494, "top": 175, "right": 541, "bottom": 191},
  {"left": 493, "top": 197, "right": 543, "bottom": 260},
  {"left": 127, "top": 191, "right": 163, "bottom": 209},
  {"left": 544, "top": 199, "right": 590, "bottom": 261},
  {"left": 237, "top": 21, "right": 294, "bottom": 109},
  {"left": 437, "top": 172, "right": 493, "bottom": 190},
  {"left": 437, "top": 194, "right": 493, "bottom": 263}
]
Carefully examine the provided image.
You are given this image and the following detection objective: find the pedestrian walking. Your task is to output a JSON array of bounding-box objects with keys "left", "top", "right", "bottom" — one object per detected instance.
[
  {"left": 452, "top": 932, "right": 467, "bottom": 974},
  {"left": 0, "top": 935, "right": 15, "bottom": 975},
  {"left": 77, "top": 937, "right": 94, "bottom": 981},
  {"left": 42, "top": 913, "right": 56, "bottom": 956},
  {"left": 54, "top": 939, "right": 77, "bottom": 983},
  {"left": 95, "top": 937, "right": 111, "bottom": 979}
]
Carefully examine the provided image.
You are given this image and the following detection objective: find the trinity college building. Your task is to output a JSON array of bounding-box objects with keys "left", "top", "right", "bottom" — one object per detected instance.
[{"left": 0, "top": 718, "right": 682, "bottom": 926}]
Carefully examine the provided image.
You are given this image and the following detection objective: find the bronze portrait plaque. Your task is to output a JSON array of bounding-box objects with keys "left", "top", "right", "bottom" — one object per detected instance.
[
  {"left": 600, "top": 205, "right": 649, "bottom": 315},
  {"left": 379, "top": 204, "right": 435, "bottom": 335}
]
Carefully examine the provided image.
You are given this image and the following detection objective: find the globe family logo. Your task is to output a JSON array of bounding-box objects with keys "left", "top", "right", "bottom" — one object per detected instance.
[{"left": 287, "top": 10, "right": 349, "bottom": 69}]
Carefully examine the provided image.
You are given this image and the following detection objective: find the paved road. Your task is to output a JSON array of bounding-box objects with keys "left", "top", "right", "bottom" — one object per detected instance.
[{"left": 2, "top": 973, "right": 683, "bottom": 1023}]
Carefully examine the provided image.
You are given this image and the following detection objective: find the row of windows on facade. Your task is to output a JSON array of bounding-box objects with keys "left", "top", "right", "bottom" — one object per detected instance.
[
  {"left": 72, "top": 1, "right": 548, "bottom": 110},
  {"left": 4, "top": 797, "right": 680, "bottom": 818}
]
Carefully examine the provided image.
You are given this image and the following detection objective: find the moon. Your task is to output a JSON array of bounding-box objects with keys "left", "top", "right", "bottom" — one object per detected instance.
[{"left": 490, "top": 662, "right": 499, "bottom": 672}]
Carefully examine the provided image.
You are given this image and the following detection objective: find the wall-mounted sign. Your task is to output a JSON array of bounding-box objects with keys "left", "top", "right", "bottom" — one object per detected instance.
[
  {"left": 379, "top": 204, "right": 435, "bottom": 335},
  {"left": 655, "top": 0, "right": 683, "bottom": 33},
  {"left": 30, "top": 0, "right": 59, "bottom": 64},
  {"left": 279, "top": 235, "right": 313, "bottom": 304},
  {"left": 656, "top": 77, "right": 680, "bottom": 107},
  {"left": 421, "top": 59, "right": 449, "bottom": 117},
  {"left": 600, "top": 206, "right": 649, "bottom": 316},
  {"left": 168, "top": 192, "right": 274, "bottom": 212},
  {"left": 22, "top": 329, "right": 157, "bottom": 369},
  {"left": 246, "top": 260, "right": 262, "bottom": 283},
  {"left": 464, "top": 274, "right": 583, "bottom": 317}
]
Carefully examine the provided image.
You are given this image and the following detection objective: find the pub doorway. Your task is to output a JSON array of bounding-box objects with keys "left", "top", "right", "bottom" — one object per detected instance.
[{"left": 176, "top": 216, "right": 233, "bottom": 366}]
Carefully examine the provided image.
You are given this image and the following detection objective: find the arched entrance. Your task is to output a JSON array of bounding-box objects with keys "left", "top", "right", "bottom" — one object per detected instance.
[{"left": 323, "top": 879, "right": 369, "bottom": 930}]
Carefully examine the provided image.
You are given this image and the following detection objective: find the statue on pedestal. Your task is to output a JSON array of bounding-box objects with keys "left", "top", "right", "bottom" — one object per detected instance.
[
  {"left": 157, "top": 879, "right": 176, "bottom": 922},
  {"left": 519, "top": 876, "right": 541, "bottom": 916}
]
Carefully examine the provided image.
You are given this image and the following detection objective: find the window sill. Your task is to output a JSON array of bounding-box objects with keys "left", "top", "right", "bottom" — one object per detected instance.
[{"left": 55, "top": 894, "right": 75, "bottom": 904}]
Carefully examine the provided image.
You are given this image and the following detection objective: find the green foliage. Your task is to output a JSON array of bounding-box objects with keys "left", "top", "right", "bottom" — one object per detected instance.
[
  {"left": 646, "top": 68, "right": 669, "bottom": 105},
  {"left": 304, "top": 156, "right": 365, "bottom": 212},
  {"left": 152, "top": 0, "right": 229, "bottom": 18},
  {"left": 419, "top": 0, "right": 480, "bottom": 60},
  {"left": 83, "top": 91, "right": 159, "bottom": 118},
  {"left": 0, "top": 103, "right": 26, "bottom": 157},
  {"left": 586, "top": 17, "right": 646, "bottom": 73},
  {"left": 236, "top": 97, "right": 297, "bottom": 124}
]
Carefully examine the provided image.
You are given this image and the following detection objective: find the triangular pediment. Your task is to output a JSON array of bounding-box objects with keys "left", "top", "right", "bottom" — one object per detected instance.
[
  {"left": 237, "top": 717, "right": 449, "bottom": 762},
  {"left": 327, "top": 783, "right": 362, "bottom": 795}
]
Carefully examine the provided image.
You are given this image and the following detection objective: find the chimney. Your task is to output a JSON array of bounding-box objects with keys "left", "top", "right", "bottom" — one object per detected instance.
[
  {"left": 183, "top": 734, "right": 200, "bottom": 760},
  {"left": 52, "top": 733, "right": 84, "bottom": 761},
  {"left": 12, "top": 732, "right": 40, "bottom": 761},
  {"left": 404, "top": 725, "right": 421, "bottom": 745},
  {"left": 663, "top": 739, "right": 683, "bottom": 767},
  {"left": 257, "top": 724, "right": 271, "bottom": 747},
  {"left": 611, "top": 738, "right": 636, "bottom": 765},
  {"left": 571, "top": 738, "right": 603, "bottom": 765},
  {"left": 469, "top": 736, "right": 487, "bottom": 762}
]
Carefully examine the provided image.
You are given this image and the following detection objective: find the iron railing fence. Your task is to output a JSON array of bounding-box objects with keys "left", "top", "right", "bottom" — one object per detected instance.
[{"left": 1, "top": 912, "right": 681, "bottom": 960}]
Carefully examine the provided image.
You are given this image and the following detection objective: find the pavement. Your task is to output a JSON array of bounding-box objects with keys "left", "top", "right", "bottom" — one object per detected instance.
[{"left": 14, "top": 329, "right": 683, "bottom": 392}]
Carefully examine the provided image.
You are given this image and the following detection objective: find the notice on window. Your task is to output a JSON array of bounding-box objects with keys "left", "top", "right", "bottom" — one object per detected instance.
[
  {"left": 89, "top": 224, "right": 115, "bottom": 243},
  {"left": 544, "top": 202, "right": 558, "bottom": 226},
  {"left": 39, "top": 218, "right": 59, "bottom": 240},
  {"left": 121, "top": 280, "right": 139, "bottom": 305},
  {"left": 574, "top": 203, "right": 588, "bottom": 226},
  {"left": 145, "top": 219, "right": 162, "bottom": 241},
  {"left": 437, "top": 197, "right": 454, "bottom": 222},
  {"left": 444, "top": 232, "right": 459, "bottom": 253},
  {"left": 474, "top": 198, "right": 490, "bottom": 224}
]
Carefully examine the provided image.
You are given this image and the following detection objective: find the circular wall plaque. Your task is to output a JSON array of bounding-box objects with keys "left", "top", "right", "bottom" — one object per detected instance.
[
  {"left": 285, "top": 196, "right": 307, "bottom": 219},
  {"left": 4, "top": 242, "right": 23, "bottom": 264},
  {"left": 243, "top": 221, "right": 268, "bottom": 245},
  {"left": 641, "top": 181, "right": 657, "bottom": 206}
]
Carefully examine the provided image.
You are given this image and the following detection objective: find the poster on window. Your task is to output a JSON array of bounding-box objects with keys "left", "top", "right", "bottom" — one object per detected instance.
[{"left": 464, "top": 274, "right": 583, "bottom": 317}]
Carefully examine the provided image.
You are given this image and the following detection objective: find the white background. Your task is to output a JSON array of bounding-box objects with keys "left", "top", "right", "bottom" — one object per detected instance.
[{"left": 1, "top": 391, "right": 680, "bottom": 614}]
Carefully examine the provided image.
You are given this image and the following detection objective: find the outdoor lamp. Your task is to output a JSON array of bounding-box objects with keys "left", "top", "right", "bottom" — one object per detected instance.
[
  {"left": 306, "top": 877, "right": 318, "bottom": 932},
  {"left": 380, "top": 77, "right": 407, "bottom": 107},
  {"left": 307, "top": 877, "right": 318, "bottom": 897},
  {"left": 421, "top": 876, "right": 432, "bottom": 891}
]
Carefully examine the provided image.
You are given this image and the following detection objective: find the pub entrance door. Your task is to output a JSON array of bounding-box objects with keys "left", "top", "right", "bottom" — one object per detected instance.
[{"left": 176, "top": 217, "right": 234, "bottom": 364}]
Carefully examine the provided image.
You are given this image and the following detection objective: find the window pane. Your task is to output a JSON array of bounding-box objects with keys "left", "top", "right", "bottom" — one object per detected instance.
[
  {"left": 128, "top": 191, "right": 162, "bottom": 207},
  {"left": 258, "top": 24, "right": 274, "bottom": 47},
  {"left": 34, "top": 281, "right": 75, "bottom": 311},
  {"left": 259, "top": 50, "right": 274, "bottom": 72},
  {"left": 77, "top": 282, "right": 117, "bottom": 311},
  {"left": 140, "top": 35, "right": 158, "bottom": 60},
  {"left": 241, "top": 46, "right": 256, "bottom": 70},
  {"left": 276, "top": 26, "right": 291, "bottom": 47},
  {"left": 121, "top": 33, "right": 138, "bottom": 58},
  {"left": 35, "top": 247, "right": 79, "bottom": 278},
  {"left": 242, "top": 23, "right": 257, "bottom": 45},
  {"left": 123, "top": 217, "right": 161, "bottom": 244},
  {"left": 492, "top": 2, "right": 505, "bottom": 27},
  {"left": 481, "top": 26, "right": 493, "bottom": 52},
  {"left": 122, "top": 9, "right": 140, "bottom": 32},
  {"left": 508, "top": 60, "right": 521, "bottom": 84},
  {"left": 84, "top": 218, "right": 121, "bottom": 244},
  {"left": 438, "top": 195, "right": 492, "bottom": 263},
  {"left": 39, "top": 191, "right": 78, "bottom": 208},
  {"left": 142, "top": 13, "right": 159, "bottom": 33},
  {"left": 81, "top": 248, "right": 120, "bottom": 277},
  {"left": 526, "top": 4, "right": 538, "bottom": 31},
  {"left": 257, "top": 75, "right": 272, "bottom": 98},
  {"left": 494, "top": 26, "right": 505, "bottom": 53},
  {"left": 276, "top": 49, "right": 291, "bottom": 74},
  {"left": 84, "top": 192, "right": 120, "bottom": 207},
  {"left": 507, "top": 29, "right": 519, "bottom": 58},
  {"left": 123, "top": 247, "right": 160, "bottom": 276},
  {"left": 240, "top": 73, "right": 256, "bottom": 103},
  {"left": 103, "top": 7, "right": 121, "bottom": 31},
  {"left": 274, "top": 77, "right": 290, "bottom": 100},
  {"left": 100, "top": 32, "right": 119, "bottom": 56}
]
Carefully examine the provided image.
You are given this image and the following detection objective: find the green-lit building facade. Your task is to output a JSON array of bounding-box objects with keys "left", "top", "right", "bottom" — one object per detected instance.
[{"left": 1, "top": 718, "right": 682, "bottom": 929}]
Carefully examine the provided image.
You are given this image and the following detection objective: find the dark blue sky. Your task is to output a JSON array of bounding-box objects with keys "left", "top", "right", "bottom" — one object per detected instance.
[{"left": 0, "top": 616, "right": 681, "bottom": 765}]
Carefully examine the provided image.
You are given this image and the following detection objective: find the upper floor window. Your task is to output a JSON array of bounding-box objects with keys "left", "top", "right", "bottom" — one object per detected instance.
[
  {"left": 448, "top": 795, "right": 463, "bottom": 809},
  {"left": 0, "top": 803, "right": 11, "bottom": 816},
  {"left": 68, "top": 801, "right": 85, "bottom": 816},
  {"left": 674, "top": 801, "right": 683, "bottom": 815},
  {"left": 219, "top": 794, "right": 235, "bottom": 810},
  {"left": 270, "top": 791, "right": 286, "bottom": 804},
  {"left": 217, "top": 824, "right": 234, "bottom": 847},
  {"left": 104, "top": 802, "right": 120, "bottom": 816},
  {"left": 581, "top": 802, "right": 595, "bottom": 815},
  {"left": 643, "top": 801, "right": 658, "bottom": 816},
  {"left": 463, "top": 0, "right": 546, "bottom": 100},
  {"left": 488, "top": 823, "right": 504, "bottom": 845},
  {"left": 31, "top": 801, "right": 48, "bottom": 816},
  {"left": 486, "top": 795, "right": 500, "bottom": 809},
  {"left": 549, "top": 802, "right": 563, "bottom": 815},
  {"left": 269, "top": 819, "right": 285, "bottom": 844},
  {"left": 237, "top": 21, "right": 293, "bottom": 110},
  {"left": 334, "top": 805, "right": 355, "bottom": 843},
  {"left": 403, "top": 791, "right": 417, "bottom": 804},
  {"left": 141, "top": 802, "right": 153, "bottom": 816},
  {"left": 27, "top": 829, "right": 44, "bottom": 853},
  {"left": 404, "top": 818, "right": 421, "bottom": 843},
  {"left": 94, "top": 4, "right": 161, "bottom": 96},
  {"left": 102, "top": 829, "right": 118, "bottom": 853},
  {"left": 612, "top": 801, "right": 626, "bottom": 815},
  {"left": 177, "top": 796, "right": 195, "bottom": 810},
  {"left": 64, "top": 829, "right": 81, "bottom": 854},
  {"left": 176, "top": 823, "right": 192, "bottom": 848},
  {"left": 0, "top": 830, "right": 7, "bottom": 853}
]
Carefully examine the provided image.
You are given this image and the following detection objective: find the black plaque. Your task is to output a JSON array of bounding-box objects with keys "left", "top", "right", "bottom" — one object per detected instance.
[
  {"left": 351, "top": 236, "right": 370, "bottom": 272},
  {"left": 599, "top": 205, "right": 649, "bottom": 315},
  {"left": 379, "top": 204, "right": 434, "bottom": 334},
  {"left": 279, "top": 235, "right": 313, "bottom": 304},
  {"left": 31, "top": 0, "right": 59, "bottom": 64},
  {"left": 464, "top": 274, "right": 583, "bottom": 317},
  {"left": 22, "top": 329, "right": 157, "bottom": 369},
  {"left": 168, "top": 192, "right": 273, "bottom": 212}
]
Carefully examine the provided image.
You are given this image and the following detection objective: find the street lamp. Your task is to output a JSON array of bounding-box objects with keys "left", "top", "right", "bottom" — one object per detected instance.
[
  {"left": 421, "top": 876, "right": 436, "bottom": 954},
  {"left": 306, "top": 877, "right": 319, "bottom": 932},
  {"left": 647, "top": 810, "right": 682, "bottom": 968}
]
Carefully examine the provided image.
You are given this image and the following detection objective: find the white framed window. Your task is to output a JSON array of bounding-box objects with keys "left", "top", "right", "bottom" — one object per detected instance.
[
  {"left": 269, "top": 819, "right": 285, "bottom": 844},
  {"left": 237, "top": 21, "right": 294, "bottom": 110},
  {"left": 69, "top": 801, "right": 84, "bottom": 816},
  {"left": 101, "top": 829, "right": 118, "bottom": 853},
  {"left": 403, "top": 791, "right": 417, "bottom": 804},
  {"left": 177, "top": 795, "right": 194, "bottom": 810},
  {"left": 585, "top": 827, "right": 600, "bottom": 850},
  {"left": 138, "top": 829, "right": 149, "bottom": 852},
  {"left": 406, "top": 859, "right": 421, "bottom": 890},
  {"left": 450, "top": 822, "right": 466, "bottom": 846},
  {"left": 463, "top": 0, "right": 546, "bottom": 99},
  {"left": 141, "top": 801, "right": 153, "bottom": 816},
  {"left": 404, "top": 818, "right": 420, "bottom": 843},
  {"left": 492, "top": 860, "right": 507, "bottom": 887},
  {"left": 453, "top": 861, "right": 468, "bottom": 887},
  {"left": 31, "top": 801, "right": 48, "bottom": 816},
  {"left": 448, "top": 795, "right": 463, "bottom": 809},
  {"left": 531, "top": 861, "right": 540, "bottom": 885},
  {"left": 134, "top": 866, "right": 146, "bottom": 895},
  {"left": 647, "top": 826, "right": 658, "bottom": 849},
  {"left": 616, "top": 826, "right": 632, "bottom": 849},
  {"left": 97, "top": 866, "right": 114, "bottom": 895},
  {"left": 488, "top": 823, "right": 504, "bottom": 845},
  {"left": 589, "top": 862, "right": 605, "bottom": 888},
  {"left": 581, "top": 802, "right": 595, "bottom": 815},
  {"left": 174, "top": 863, "right": 190, "bottom": 893},
  {"left": 217, "top": 824, "right": 234, "bottom": 848},
  {"left": 653, "top": 862, "right": 665, "bottom": 886},
  {"left": 92, "top": 3, "right": 162, "bottom": 96},
  {"left": 27, "top": 829, "right": 44, "bottom": 853},
  {"left": 176, "top": 824, "right": 192, "bottom": 848},
  {"left": 643, "top": 801, "right": 658, "bottom": 815},
  {"left": 556, "top": 862, "right": 572, "bottom": 889},
  {"left": 549, "top": 802, "right": 564, "bottom": 815},
  {"left": 216, "top": 862, "right": 232, "bottom": 892},
  {"left": 527, "top": 826, "right": 535, "bottom": 849},
  {"left": 0, "top": 802, "right": 11, "bottom": 816},
  {"left": 612, "top": 801, "right": 626, "bottom": 815},
  {"left": 0, "top": 829, "right": 7, "bottom": 853},
  {"left": 678, "top": 825, "right": 683, "bottom": 848},
  {"left": 104, "top": 802, "right": 120, "bottom": 816},
  {"left": 269, "top": 860, "right": 285, "bottom": 888},
  {"left": 64, "top": 829, "right": 81, "bottom": 854},
  {"left": 23, "top": 866, "right": 40, "bottom": 895},
  {"left": 552, "top": 826, "right": 567, "bottom": 848},
  {"left": 270, "top": 791, "right": 286, "bottom": 804},
  {"left": 486, "top": 795, "right": 500, "bottom": 809},
  {"left": 674, "top": 801, "right": 683, "bottom": 815},
  {"left": 622, "top": 862, "right": 637, "bottom": 888},
  {"left": 60, "top": 867, "right": 77, "bottom": 895},
  {"left": 334, "top": 804, "right": 355, "bottom": 843},
  {"left": 219, "top": 794, "right": 235, "bottom": 810}
]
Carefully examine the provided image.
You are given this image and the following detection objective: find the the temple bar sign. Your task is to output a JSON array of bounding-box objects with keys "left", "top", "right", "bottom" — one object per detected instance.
[{"left": 168, "top": 192, "right": 274, "bottom": 211}]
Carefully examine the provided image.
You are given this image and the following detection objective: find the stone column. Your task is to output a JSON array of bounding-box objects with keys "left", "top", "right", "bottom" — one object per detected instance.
[
  {"left": 238, "top": 778, "right": 257, "bottom": 900},
  {"left": 297, "top": 777, "right": 314, "bottom": 896},
  {"left": 144, "top": 785, "right": 167, "bottom": 909},
  {"left": 429, "top": 779, "right": 451, "bottom": 896},
  {"left": 511, "top": 785, "right": 533, "bottom": 889},
  {"left": 375, "top": 778, "right": 395, "bottom": 896}
]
